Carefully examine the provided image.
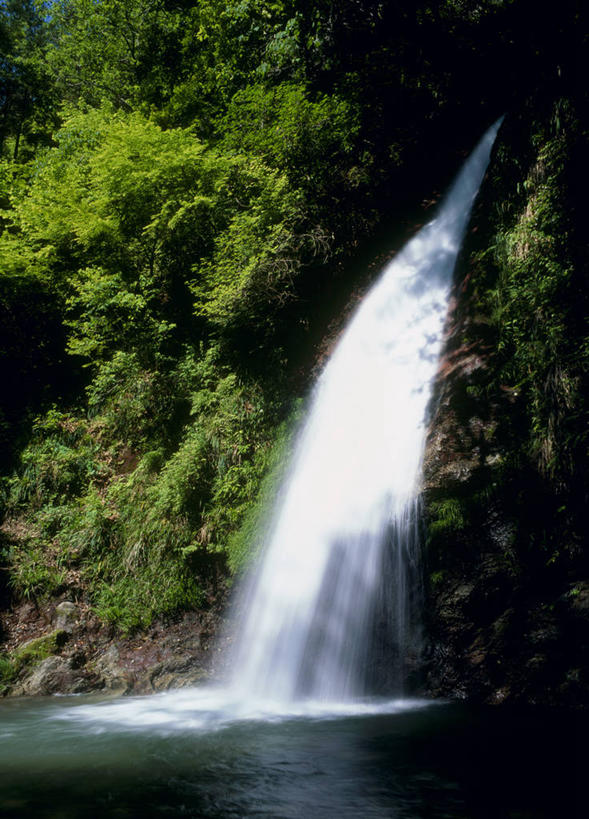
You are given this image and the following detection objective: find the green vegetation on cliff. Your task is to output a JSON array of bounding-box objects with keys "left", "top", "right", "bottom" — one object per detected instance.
[{"left": 423, "top": 92, "right": 589, "bottom": 703}]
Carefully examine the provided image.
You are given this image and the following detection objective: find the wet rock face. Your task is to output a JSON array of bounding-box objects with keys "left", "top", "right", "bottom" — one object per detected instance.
[
  {"left": 419, "top": 288, "right": 588, "bottom": 705},
  {"left": 419, "top": 189, "right": 589, "bottom": 706},
  {"left": 422, "top": 566, "right": 589, "bottom": 706},
  {"left": 423, "top": 350, "right": 494, "bottom": 491},
  {"left": 12, "top": 656, "right": 95, "bottom": 697}
]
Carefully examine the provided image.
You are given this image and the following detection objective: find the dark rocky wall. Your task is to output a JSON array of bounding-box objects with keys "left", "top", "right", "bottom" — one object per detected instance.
[{"left": 420, "top": 91, "right": 589, "bottom": 706}]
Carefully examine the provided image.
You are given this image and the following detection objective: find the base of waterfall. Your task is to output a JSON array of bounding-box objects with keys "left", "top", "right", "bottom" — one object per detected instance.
[
  {"left": 50, "top": 686, "right": 434, "bottom": 734},
  {"left": 0, "top": 693, "right": 581, "bottom": 819}
]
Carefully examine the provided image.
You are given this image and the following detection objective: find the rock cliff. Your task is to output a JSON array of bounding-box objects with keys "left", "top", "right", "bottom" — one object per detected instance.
[{"left": 421, "top": 91, "right": 589, "bottom": 706}]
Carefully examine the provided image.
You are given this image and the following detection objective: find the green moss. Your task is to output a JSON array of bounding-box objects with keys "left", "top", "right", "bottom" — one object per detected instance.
[
  {"left": 12, "top": 629, "right": 68, "bottom": 672},
  {"left": 0, "top": 631, "right": 68, "bottom": 693}
]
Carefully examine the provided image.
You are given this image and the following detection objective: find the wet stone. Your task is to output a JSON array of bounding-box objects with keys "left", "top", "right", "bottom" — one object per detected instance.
[{"left": 54, "top": 601, "right": 78, "bottom": 632}]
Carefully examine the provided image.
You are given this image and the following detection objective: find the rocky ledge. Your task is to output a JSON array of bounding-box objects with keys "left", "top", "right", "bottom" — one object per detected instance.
[{"left": 1, "top": 594, "right": 229, "bottom": 698}]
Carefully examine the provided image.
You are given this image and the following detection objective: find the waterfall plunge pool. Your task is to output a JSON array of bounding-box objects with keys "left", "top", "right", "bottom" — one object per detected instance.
[{"left": 0, "top": 692, "right": 583, "bottom": 818}]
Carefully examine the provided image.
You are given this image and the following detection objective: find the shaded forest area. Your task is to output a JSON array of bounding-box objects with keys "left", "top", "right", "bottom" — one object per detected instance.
[{"left": 1, "top": 0, "right": 588, "bottom": 697}]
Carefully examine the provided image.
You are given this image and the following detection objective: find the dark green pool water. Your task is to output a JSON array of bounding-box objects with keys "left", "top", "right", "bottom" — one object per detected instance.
[{"left": 0, "top": 693, "right": 584, "bottom": 818}]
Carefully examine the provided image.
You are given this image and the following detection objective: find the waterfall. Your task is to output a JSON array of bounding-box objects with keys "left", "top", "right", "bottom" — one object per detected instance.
[
  {"left": 45, "top": 121, "right": 502, "bottom": 741},
  {"left": 228, "top": 120, "right": 502, "bottom": 706}
]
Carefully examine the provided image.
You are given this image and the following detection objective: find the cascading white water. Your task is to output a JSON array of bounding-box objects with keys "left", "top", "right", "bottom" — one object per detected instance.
[{"left": 229, "top": 119, "right": 502, "bottom": 705}]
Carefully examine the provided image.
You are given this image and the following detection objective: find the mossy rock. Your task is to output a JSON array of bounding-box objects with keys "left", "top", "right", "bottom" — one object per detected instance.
[{"left": 12, "top": 629, "right": 69, "bottom": 673}]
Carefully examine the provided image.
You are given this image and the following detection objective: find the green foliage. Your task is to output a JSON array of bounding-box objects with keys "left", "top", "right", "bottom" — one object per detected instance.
[
  {"left": 8, "top": 545, "right": 67, "bottom": 602},
  {"left": 191, "top": 157, "right": 304, "bottom": 330},
  {"left": 430, "top": 570, "right": 446, "bottom": 587},
  {"left": 4, "top": 336, "right": 289, "bottom": 629},
  {"left": 8, "top": 410, "right": 100, "bottom": 510},
  {"left": 485, "top": 102, "right": 587, "bottom": 484},
  {"left": 85, "top": 352, "right": 184, "bottom": 450},
  {"left": 427, "top": 498, "right": 466, "bottom": 541},
  {"left": 0, "top": 215, "right": 66, "bottom": 469},
  {"left": 47, "top": 0, "right": 184, "bottom": 111},
  {"left": 0, "top": 654, "right": 16, "bottom": 692},
  {"left": 219, "top": 83, "right": 360, "bottom": 195},
  {"left": 224, "top": 407, "right": 301, "bottom": 574},
  {"left": 5, "top": 108, "right": 217, "bottom": 301},
  {"left": 2, "top": 105, "right": 312, "bottom": 346},
  {"left": 0, "top": 0, "right": 59, "bottom": 161},
  {"left": 77, "top": 454, "right": 209, "bottom": 631},
  {"left": 93, "top": 560, "right": 205, "bottom": 634},
  {"left": 66, "top": 270, "right": 167, "bottom": 364}
]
